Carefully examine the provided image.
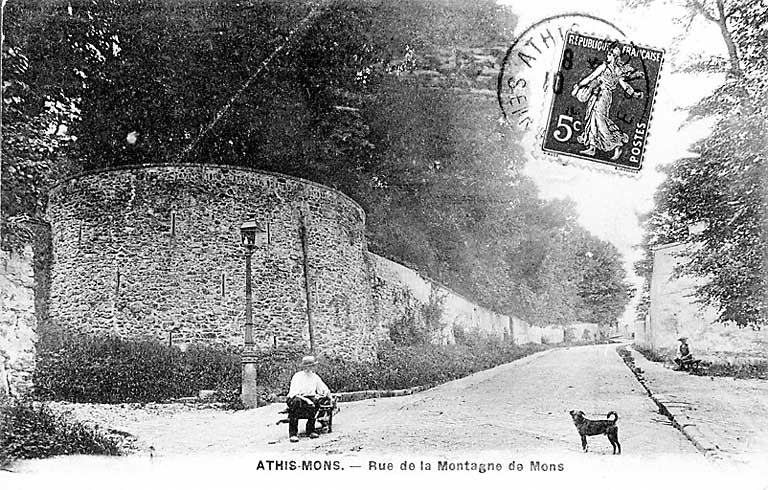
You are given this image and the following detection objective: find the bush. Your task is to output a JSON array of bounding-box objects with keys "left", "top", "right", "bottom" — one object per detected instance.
[
  {"left": 34, "top": 333, "right": 240, "bottom": 403},
  {"left": 0, "top": 399, "right": 121, "bottom": 468},
  {"left": 249, "top": 344, "right": 307, "bottom": 396},
  {"left": 316, "top": 339, "right": 546, "bottom": 393},
  {"left": 633, "top": 344, "right": 768, "bottom": 380},
  {"left": 33, "top": 331, "right": 546, "bottom": 404},
  {"left": 452, "top": 324, "right": 467, "bottom": 345},
  {"left": 633, "top": 345, "right": 669, "bottom": 363},
  {"left": 388, "top": 292, "right": 447, "bottom": 346},
  {"left": 182, "top": 343, "right": 241, "bottom": 393},
  {"left": 205, "top": 339, "right": 544, "bottom": 396},
  {"left": 700, "top": 360, "right": 768, "bottom": 379}
]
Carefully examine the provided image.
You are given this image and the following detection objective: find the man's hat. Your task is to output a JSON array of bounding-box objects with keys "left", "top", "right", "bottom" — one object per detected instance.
[
  {"left": 678, "top": 337, "right": 688, "bottom": 341},
  {"left": 301, "top": 355, "right": 318, "bottom": 367}
]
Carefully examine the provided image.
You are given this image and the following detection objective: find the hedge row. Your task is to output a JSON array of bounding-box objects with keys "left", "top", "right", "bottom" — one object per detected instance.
[
  {"left": 320, "top": 340, "right": 545, "bottom": 392},
  {"left": 34, "top": 333, "right": 546, "bottom": 404},
  {"left": 34, "top": 334, "right": 240, "bottom": 403}
]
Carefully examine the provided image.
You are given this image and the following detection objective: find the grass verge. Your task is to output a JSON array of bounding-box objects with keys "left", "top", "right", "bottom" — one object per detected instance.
[
  {"left": 632, "top": 344, "right": 768, "bottom": 380},
  {"left": 1, "top": 399, "right": 122, "bottom": 469}
]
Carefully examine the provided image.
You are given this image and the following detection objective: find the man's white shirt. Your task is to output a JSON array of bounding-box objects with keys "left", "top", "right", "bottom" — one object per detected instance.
[{"left": 288, "top": 370, "right": 330, "bottom": 398}]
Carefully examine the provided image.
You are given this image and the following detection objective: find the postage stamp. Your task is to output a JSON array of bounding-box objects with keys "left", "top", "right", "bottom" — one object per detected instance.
[
  {"left": 497, "top": 14, "right": 626, "bottom": 134},
  {"left": 541, "top": 32, "right": 664, "bottom": 172}
]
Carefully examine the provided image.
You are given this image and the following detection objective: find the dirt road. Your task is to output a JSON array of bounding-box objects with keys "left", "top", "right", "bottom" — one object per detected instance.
[
  {"left": 30, "top": 344, "right": 697, "bottom": 456},
  {"left": 11, "top": 344, "right": 768, "bottom": 490},
  {"left": 302, "top": 343, "right": 697, "bottom": 455}
]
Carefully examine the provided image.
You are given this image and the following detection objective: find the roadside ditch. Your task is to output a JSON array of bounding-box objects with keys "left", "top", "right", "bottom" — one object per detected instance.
[{"left": 615, "top": 345, "right": 719, "bottom": 459}]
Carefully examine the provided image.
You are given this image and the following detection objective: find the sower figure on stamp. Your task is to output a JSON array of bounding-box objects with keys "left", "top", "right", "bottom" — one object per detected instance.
[
  {"left": 571, "top": 43, "right": 643, "bottom": 161},
  {"left": 287, "top": 355, "right": 330, "bottom": 442}
]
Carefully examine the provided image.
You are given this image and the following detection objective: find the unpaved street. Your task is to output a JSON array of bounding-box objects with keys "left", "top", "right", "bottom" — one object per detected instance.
[
  {"left": 12, "top": 344, "right": 768, "bottom": 490},
  {"left": 304, "top": 344, "right": 697, "bottom": 455},
  {"left": 26, "top": 345, "right": 697, "bottom": 456}
]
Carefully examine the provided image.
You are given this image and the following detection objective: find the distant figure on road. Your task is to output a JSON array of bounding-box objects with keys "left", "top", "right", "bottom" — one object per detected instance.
[
  {"left": 286, "top": 355, "right": 331, "bottom": 442},
  {"left": 673, "top": 337, "right": 694, "bottom": 370}
]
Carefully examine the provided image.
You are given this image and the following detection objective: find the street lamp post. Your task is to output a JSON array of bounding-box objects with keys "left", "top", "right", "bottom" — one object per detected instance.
[{"left": 240, "top": 219, "right": 267, "bottom": 408}]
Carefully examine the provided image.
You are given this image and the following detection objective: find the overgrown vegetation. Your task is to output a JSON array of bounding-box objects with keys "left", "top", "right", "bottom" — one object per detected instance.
[
  {"left": 322, "top": 340, "right": 546, "bottom": 392},
  {"left": 703, "top": 361, "right": 768, "bottom": 380},
  {"left": 253, "top": 339, "right": 546, "bottom": 395},
  {"left": 387, "top": 290, "right": 447, "bottom": 346},
  {"left": 33, "top": 329, "right": 546, "bottom": 404},
  {"left": 31, "top": 281, "right": 556, "bottom": 405},
  {"left": 34, "top": 333, "right": 240, "bottom": 403},
  {"left": 633, "top": 344, "right": 768, "bottom": 380},
  {"left": 632, "top": 345, "right": 668, "bottom": 363},
  {"left": 0, "top": 399, "right": 122, "bottom": 468},
  {"left": 633, "top": 0, "right": 767, "bottom": 328}
]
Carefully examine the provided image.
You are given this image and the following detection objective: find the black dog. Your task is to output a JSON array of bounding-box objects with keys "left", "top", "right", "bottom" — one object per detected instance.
[{"left": 569, "top": 410, "right": 621, "bottom": 454}]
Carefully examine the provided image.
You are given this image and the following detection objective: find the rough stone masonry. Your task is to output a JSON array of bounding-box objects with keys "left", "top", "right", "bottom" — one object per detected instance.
[
  {"left": 46, "top": 164, "right": 381, "bottom": 360},
  {"left": 0, "top": 247, "right": 37, "bottom": 397}
]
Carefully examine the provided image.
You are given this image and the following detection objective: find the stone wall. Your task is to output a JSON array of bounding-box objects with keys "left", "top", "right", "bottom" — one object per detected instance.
[
  {"left": 634, "top": 317, "right": 651, "bottom": 350},
  {"left": 512, "top": 320, "right": 601, "bottom": 345},
  {"left": 46, "top": 164, "right": 598, "bottom": 362},
  {"left": 46, "top": 164, "right": 377, "bottom": 360},
  {"left": 541, "top": 325, "right": 565, "bottom": 344},
  {"left": 510, "top": 316, "right": 532, "bottom": 345},
  {"left": 367, "top": 253, "right": 511, "bottom": 344},
  {"left": 527, "top": 326, "right": 543, "bottom": 344},
  {"left": 564, "top": 322, "right": 600, "bottom": 342},
  {"left": 365, "top": 250, "right": 602, "bottom": 348},
  {"left": 0, "top": 247, "right": 37, "bottom": 397},
  {"left": 644, "top": 242, "right": 767, "bottom": 361}
]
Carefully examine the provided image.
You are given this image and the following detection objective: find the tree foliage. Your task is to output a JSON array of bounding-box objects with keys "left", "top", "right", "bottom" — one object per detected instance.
[
  {"left": 1, "top": 1, "right": 82, "bottom": 242},
  {"left": 634, "top": 0, "right": 767, "bottom": 327},
  {"left": 3, "top": 0, "right": 631, "bottom": 326}
]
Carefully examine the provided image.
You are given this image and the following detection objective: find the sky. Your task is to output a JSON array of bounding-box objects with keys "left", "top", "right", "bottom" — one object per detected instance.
[{"left": 497, "top": 0, "right": 727, "bottom": 326}]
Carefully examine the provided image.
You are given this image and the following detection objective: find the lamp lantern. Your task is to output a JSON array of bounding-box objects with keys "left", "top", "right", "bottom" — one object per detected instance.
[{"left": 240, "top": 220, "right": 267, "bottom": 249}]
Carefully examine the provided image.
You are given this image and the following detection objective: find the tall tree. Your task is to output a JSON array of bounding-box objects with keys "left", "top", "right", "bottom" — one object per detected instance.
[
  {"left": 1, "top": 0, "right": 93, "bottom": 247},
  {"left": 634, "top": 0, "right": 767, "bottom": 327},
  {"left": 4, "top": 0, "right": 632, "bottom": 326}
]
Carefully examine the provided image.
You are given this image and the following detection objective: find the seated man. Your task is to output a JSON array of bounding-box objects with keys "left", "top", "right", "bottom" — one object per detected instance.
[
  {"left": 286, "top": 355, "right": 330, "bottom": 442},
  {"left": 673, "top": 337, "right": 694, "bottom": 370}
]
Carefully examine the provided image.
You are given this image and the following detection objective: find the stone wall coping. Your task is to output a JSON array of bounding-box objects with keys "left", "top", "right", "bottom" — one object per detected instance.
[
  {"left": 366, "top": 252, "right": 599, "bottom": 330},
  {"left": 366, "top": 251, "right": 506, "bottom": 319},
  {"left": 48, "top": 163, "right": 366, "bottom": 222}
]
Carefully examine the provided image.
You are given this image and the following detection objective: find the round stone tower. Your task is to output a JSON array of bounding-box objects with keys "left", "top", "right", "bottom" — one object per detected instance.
[{"left": 46, "top": 164, "right": 378, "bottom": 360}]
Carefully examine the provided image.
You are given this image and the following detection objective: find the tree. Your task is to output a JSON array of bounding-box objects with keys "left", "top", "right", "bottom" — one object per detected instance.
[
  {"left": 633, "top": 0, "right": 767, "bottom": 327},
  {"left": 1, "top": 0, "right": 89, "bottom": 248},
  {"left": 5, "top": 0, "right": 632, "bottom": 326},
  {"left": 574, "top": 233, "right": 634, "bottom": 325}
]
